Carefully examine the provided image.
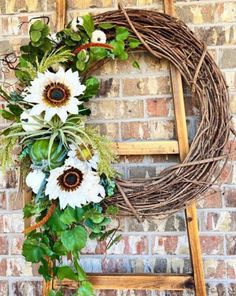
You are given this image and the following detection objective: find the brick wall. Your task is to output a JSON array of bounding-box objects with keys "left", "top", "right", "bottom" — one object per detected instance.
[{"left": 0, "top": 0, "right": 235, "bottom": 295}]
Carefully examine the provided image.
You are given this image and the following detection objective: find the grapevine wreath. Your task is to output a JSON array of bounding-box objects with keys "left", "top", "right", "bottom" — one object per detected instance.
[{"left": 0, "top": 5, "right": 231, "bottom": 296}]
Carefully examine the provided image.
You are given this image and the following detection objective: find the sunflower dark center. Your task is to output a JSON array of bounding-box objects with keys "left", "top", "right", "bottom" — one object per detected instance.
[
  {"left": 50, "top": 88, "right": 64, "bottom": 101},
  {"left": 57, "top": 167, "right": 83, "bottom": 192},
  {"left": 43, "top": 82, "right": 70, "bottom": 106}
]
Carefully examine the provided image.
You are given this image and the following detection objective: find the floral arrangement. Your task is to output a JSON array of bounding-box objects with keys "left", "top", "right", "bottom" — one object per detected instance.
[{"left": 0, "top": 15, "right": 141, "bottom": 296}]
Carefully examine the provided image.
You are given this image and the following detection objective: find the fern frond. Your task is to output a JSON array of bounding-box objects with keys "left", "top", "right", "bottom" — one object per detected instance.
[
  {"left": 38, "top": 47, "right": 73, "bottom": 73},
  {"left": 85, "top": 126, "right": 117, "bottom": 178}
]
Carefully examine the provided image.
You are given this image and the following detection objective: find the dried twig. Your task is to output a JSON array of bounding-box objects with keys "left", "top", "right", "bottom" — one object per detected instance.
[{"left": 93, "top": 8, "right": 231, "bottom": 217}]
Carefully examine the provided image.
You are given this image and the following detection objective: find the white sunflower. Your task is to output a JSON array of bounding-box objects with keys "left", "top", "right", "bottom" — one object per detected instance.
[
  {"left": 91, "top": 30, "right": 106, "bottom": 43},
  {"left": 67, "top": 144, "right": 99, "bottom": 170},
  {"left": 45, "top": 158, "right": 105, "bottom": 209},
  {"left": 71, "top": 17, "right": 84, "bottom": 31},
  {"left": 26, "top": 169, "right": 46, "bottom": 194},
  {"left": 23, "top": 67, "right": 86, "bottom": 123},
  {"left": 20, "top": 111, "right": 42, "bottom": 132}
]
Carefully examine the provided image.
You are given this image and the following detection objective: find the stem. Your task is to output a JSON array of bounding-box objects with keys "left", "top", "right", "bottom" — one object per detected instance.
[
  {"left": 23, "top": 201, "right": 57, "bottom": 234},
  {"left": 73, "top": 42, "right": 113, "bottom": 55}
]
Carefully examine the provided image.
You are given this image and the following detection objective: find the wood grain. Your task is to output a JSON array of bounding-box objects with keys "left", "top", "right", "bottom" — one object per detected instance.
[
  {"left": 54, "top": 274, "right": 194, "bottom": 290},
  {"left": 56, "top": 0, "right": 66, "bottom": 31},
  {"left": 164, "top": 1, "right": 207, "bottom": 295},
  {"left": 111, "top": 141, "right": 179, "bottom": 155}
]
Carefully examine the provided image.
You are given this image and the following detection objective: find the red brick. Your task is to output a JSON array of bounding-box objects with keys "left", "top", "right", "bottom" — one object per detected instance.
[
  {"left": 146, "top": 98, "right": 172, "bottom": 117},
  {"left": 89, "top": 99, "right": 144, "bottom": 120},
  {"left": 1, "top": 15, "right": 29, "bottom": 37},
  {"left": 83, "top": 236, "right": 149, "bottom": 255},
  {"left": 5, "top": 169, "right": 18, "bottom": 189},
  {"left": 98, "top": 78, "right": 120, "bottom": 98},
  {"left": 89, "top": 123, "right": 119, "bottom": 140},
  {"left": 204, "top": 259, "right": 226, "bottom": 279},
  {"left": 197, "top": 189, "right": 222, "bottom": 208},
  {"left": 7, "top": 257, "right": 33, "bottom": 276},
  {"left": 121, "top": 120, "right": 174, "bottom": 140},
  {"left": 227, "top": 259, "right": 236, "bottom": 279},
  {"left": 123, "top": 77, "right": 170, "bottom": 97},
  {"left": 200, "top": 236, "right": 224, "bottom": 255},
  {"left": 11, "top": 281, "right": 43, "bottom": 296},
  {"left": 8, "top": 191, "right": 23, "bottom": 210},
  {"left": 10, "top": 235, "right": 24, "bottom": 255},
  {"left": 0, "top": 258, "right": 7, "bottom": 276},
  {"left": 0, "top": 235, "right": 8, "bottom": 255},
  {"left": 0, "top": 214, "right": 24, "bottom": 233},
  {"left": 224, "top": 187, "right": 236, "bottom": 207},
  {"left": 0, "top": 281, "right": 8, "bottom": 296},
  {"left": 0, "top": 191, "right": 7, "bottom": 210},
  {"left": 194, "top": 25, "right": 236, "bottom": 46},
  {"left": 101, "top": 258, "right": 129, "bottom": 273},
  {"left": 228, "top": 283, "right": 236, "bottom": 296},
  {"left": 226, "top": 235, "right": 236, "bottom": 255},
  {"left": 152, "top": 236, "right": 189, "bottom": 255},
  {"left": 200, "top": 211, "right": 236, "bottom": 232},
  {"left": 207, "top": 283, "right": 227, "bottom": 296}
]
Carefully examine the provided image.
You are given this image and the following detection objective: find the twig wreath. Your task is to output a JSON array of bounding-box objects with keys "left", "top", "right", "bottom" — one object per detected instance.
[{"left": 0, "top": 4, "right": 231, "bottom": 296}]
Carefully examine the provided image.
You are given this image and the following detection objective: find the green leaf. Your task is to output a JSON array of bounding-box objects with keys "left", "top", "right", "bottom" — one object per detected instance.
[
  {"left": 41, "top": 26, "right": 50, "bottom": 37},
  {"left": 63, "top": 28, "right": 72, "bottom": 36},
  {"left": 85, "top": 220, "right": 102, "bottom": 234},
  {"left": 106, "top": 205, "right": 119, "bottom": 216},
  {"left": 82, "top": 15, "right": 94, "bottom": 37},
  {"left": 76, "top": 60, "right": 86, "bottom": 71},
  {"left": 75, "top": 207, "right": 85, "bottom": 220},
  {"left": 38, "top": 258, "right": 51, "bottom": 281},
  {"left": 23, "top": 201, "right": 49, "bottom": 219},
  {"left": 90, "top": 47, "right": 107, "bottom": 61},
  {"left": 118, "top": 51, "right": 128, "bottom": 60},
  {"left": 78, "top": 281, "right": 94, "bottom": 296},
  {"left": 132, "top": 60, "right": 140, "bottom": 69},
  {"left": 57, "top": 266, "right": 78, "bottom": 281},
  {"left": 0, "top": 110, "right": 15, "bottom": 121},
  {"left": 49, "top": 291, "right": 63, "bottom": 296},
  {"left": 82, "top": 76, "right": 99, "bottom": 100},
  {"left": 71, "top": 33, "right": 81, "bottom": 41},
  {"left": 128, "top": 38, "right": 141, "bottom": 49},
  {"left": 61, "top": 226, "right": 87, "bottom": 252},
  {"left": 72, "top": 257, "right": 87, "bottom": 282},
  {"left": 116, "top": 26, "right": 130, "bottom": 41},
  {"left": 109, "top": 40, "right": 125, "bottom": 56},
  {"left": 8, "top": 104, "right": 23, "bottom": 116},
  {"left": 53, "top": 241, "right": 67, "bottom": 256},
  {"left": 84, "top": 208, "right": 104, "bottom": 223},
  {"left": 46, "top": 207, "right": 67, "bottom": 233},
  {"left": 22, "top": 239, "right": 46, "bottom": 263},
  {"left": 59, "top": 207, "right": 76, "bottom": 225},
  {"left": 106, "top": 234, "right": 122, "bottom": 249},
  {"left": 30, "top": 30, "right": 42, "bottom": 42},
  {"left": 99, "top": 23, "right": 115, "bottom": 29},
  {"left": 31, "top": 20, "right": 45, "bottom": 31},
  {"left": 77, "top": 50, "right": 88, "bottom": 62}
]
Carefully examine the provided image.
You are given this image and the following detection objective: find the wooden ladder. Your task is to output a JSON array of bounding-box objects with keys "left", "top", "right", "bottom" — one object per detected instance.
[{"left": 41, "top": 0, "right": 207, "bottom": 294}]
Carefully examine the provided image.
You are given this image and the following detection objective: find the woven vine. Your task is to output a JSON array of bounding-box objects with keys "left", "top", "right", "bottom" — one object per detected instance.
[{"left": 92, "top": 6, "right": 231, "bottom": 219}]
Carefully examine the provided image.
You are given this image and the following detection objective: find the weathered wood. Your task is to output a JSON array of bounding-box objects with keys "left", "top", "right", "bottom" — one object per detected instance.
[
  {"left": 164, "top": 1, "right": 207, "bottom": 296},
  {"left": 111, "top": 140, "right": 179, "bottom": 155},
  {"left": 53, "top": 274, "right": 194, "bottom": 290},
  {"left": 56, "top": 0, "right": 66, "bottom": 31}
]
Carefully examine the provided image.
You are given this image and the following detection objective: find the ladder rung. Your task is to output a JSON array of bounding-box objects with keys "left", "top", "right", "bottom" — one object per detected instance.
[
  {"left": 53, "top": 274, "right": 194, "bottom": 290},
  {"left": 111, "top": 141, "right": 179, "bottom": 155}
]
